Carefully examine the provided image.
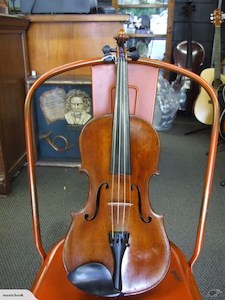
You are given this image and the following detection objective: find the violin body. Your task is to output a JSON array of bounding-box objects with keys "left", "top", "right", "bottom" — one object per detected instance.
[
  {"left": 172, "top": 1, "right": 205, "bottom": 112},
  {"left": 172, "top": 41, "right": 205, "bottom": 112},
  {"left": 63, "top": 115, "right": 170, "bottom": 296},
  {"left": 173, "top": 41, "right": 205, "bottom": 75}
]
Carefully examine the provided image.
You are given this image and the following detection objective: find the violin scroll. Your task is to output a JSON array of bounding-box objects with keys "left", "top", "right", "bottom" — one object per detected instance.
[
  {"left": 114, "top": 28, "right": 129, "bottom": 48},
  {"left": 102, "top": 29, "right": 139, "bottom": 62}
]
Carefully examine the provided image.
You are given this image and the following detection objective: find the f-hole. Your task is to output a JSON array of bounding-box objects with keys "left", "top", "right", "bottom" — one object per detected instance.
[
  {"left": 132, "top": 184, "right": 152, "bottom": 223},
  {"left": 85, "top": 182, "right": 109, "bottom": 221}
]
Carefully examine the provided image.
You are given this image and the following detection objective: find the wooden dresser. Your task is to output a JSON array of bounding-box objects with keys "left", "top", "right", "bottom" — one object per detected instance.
[
  {"left": 26, "top": 14, "right": 129, "bottom": 76},
  {"left": 0, "top": 14, "right": 29, "bottom": 195}
]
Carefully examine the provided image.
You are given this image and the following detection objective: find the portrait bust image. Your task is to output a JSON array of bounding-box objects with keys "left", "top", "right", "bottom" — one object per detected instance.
[{"left": 65, "top": 89, "right": 91, "bottom": 126}]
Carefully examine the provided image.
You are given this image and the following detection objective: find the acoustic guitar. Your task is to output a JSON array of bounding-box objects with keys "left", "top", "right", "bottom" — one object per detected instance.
[{"left": 194, "top": 8, "right": 225, "bottom": 125}]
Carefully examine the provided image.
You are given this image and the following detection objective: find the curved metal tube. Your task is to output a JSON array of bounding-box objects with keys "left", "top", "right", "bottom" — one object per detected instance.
[
  {"left": 24, "top": 57, "right": 219, "bottom": 267},
  {"left": 39, "top": 131, "right": 71, "bottom": 152},
  {"left": 25, "top": 57, "right": 106, "bottom": 261}
]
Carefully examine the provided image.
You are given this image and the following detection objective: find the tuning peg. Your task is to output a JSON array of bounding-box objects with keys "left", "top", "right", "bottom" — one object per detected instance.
[
  {"left": 128, "top": 47, "right": 137, "bottom": 53},
  {"left": 102, "top": 45, "right": 116, "bottom": 55},
  {"left": 129, "top": 48, "right": 140, "bottom": 60},
  {"left": 128, "top": 48, "right": 140, "bottom": 61}
]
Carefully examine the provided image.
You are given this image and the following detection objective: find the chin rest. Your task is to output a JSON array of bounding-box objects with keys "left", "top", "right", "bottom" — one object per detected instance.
[
  {"left": 32, "top": 239, "right": 201, "bottom": 300},
  {"left": 68, "top": 263, "right": 120, "bottom": 297}
]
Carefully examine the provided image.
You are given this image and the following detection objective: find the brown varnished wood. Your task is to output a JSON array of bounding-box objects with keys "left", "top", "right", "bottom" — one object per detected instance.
[
  {"left": 63, "top": 30, "right": 170, "bottom": 295},
  {"left": 33, "top": 240, "right": 202, "bottom": 300},
  {"left": 0, "top": 14, "right": 29, "bottom": 195},
  {"left": 63, "top": 115, "right": 170, "bottom": 295},
  {"left": 26, "top": 14, "right": 129, "bottom": 77}
]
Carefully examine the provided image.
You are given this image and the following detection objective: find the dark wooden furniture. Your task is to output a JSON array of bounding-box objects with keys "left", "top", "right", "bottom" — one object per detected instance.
[{"left": 0, "top": 14, "right": 29, "bottom": 195}]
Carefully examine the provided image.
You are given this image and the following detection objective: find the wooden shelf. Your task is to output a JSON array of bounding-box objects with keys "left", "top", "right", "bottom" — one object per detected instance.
[
  {"left": 112, "top": 0, "right": 174, "bottom": 63},
  {"left": 128, "top": 33, "right": 166, "bottom": 38},
  {"left": 27, "top": 14, "right": 130, "bottom": 23},
  {"left": 117, "top": 4, "right": 168, "bottom": 8}
]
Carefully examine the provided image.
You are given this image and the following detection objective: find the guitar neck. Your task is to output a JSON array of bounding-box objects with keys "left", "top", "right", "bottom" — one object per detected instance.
[{"left": 214, "top": 26, "right": 221, "bottom": 80}]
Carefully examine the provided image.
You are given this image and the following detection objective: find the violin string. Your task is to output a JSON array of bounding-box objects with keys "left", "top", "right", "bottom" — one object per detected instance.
[
  {"left": 111, "top": 51, "right": 132, "bottom": 234},
  {"left": 122, "top": 57, "right": 127, "bottom": 233},
  {"left": 111, "top": 153, "right": 115, "bottom": 238},
  {"left": 127, "top": 63, "right": 132, "bottom": 231},
  {"left": 122, "top": 56, "right": 132, "bottom": 234},
  {"left": 111, "top": 56, "right": 120, "bottom": 237},
  {"left": 117, "top": 56, "right": 122, "bottom": 228}
]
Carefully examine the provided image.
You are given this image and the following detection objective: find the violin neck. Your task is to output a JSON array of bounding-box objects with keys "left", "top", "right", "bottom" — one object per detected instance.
[
  {"left": 186, "top": 11, "right": 192, "bottom": 69},
  {"left": 111, "top": 55, "right": 131, "bottom": 175},
  {"left": 184, "top": 0, "right": 196, "bottom": 70}
]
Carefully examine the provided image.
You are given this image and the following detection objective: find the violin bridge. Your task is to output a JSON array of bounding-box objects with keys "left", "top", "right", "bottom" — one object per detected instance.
[{"left": 107, "top": 202, "right": 133, "bottom": 207}]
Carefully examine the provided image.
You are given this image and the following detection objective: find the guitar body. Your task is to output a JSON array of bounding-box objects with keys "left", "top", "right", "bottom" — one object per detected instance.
[{"left": 194, "top": 68, "right": 225, "bottom": 125}]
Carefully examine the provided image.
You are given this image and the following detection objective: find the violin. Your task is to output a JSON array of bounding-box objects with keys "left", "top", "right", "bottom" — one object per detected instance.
[
  {"left": 172, "top": 0, "right": 205, "bottom": 112},
  {"left": 63, "top": 29, "right": 170, "bottom": 297}
]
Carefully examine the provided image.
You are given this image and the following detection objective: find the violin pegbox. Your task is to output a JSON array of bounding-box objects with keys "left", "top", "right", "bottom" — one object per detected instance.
[{"left": 102, "top": 29, "right": 140, "bottom": 62}]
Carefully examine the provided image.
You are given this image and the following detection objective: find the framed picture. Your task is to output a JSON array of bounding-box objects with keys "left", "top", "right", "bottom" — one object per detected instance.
[{"left": 27, "top": 76, "right": 92, "bottom": 166}]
